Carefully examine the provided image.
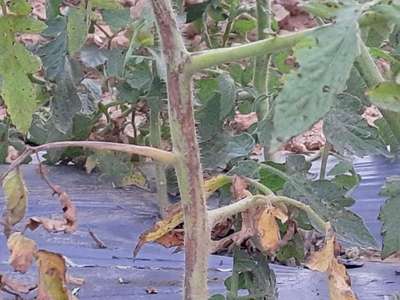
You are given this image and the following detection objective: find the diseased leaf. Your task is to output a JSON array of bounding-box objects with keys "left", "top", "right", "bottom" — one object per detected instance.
[
  {"left": 7, "top": 232, "right": 37, "bottom": 273},
  {"left": 306, "top": 230, "right": 357, "bottom": 300},
  {"left": 257, "top": 207, "right": 286, "bottom": 253},
  {"left": 2, "top": 168, "right": 28, "bottom": 227},
  {"left": 368, "top": 82, "right": 400, "bottom": 112},
  {"left": 9, "top": 0, "right": 32, "bottom": 15},
  {"left": 379, "top": 176, "right": 400, "bottom": 258},
  {"left": 35, "top": 250, "right": 69, "bottom": 300},
  {"left": 262, "top": 6, "right": 362, "bottom": 149},
  {"left": 0, "top": 13, "right": 46, "bottom": 132},
  {"left": 323, "top": 94, "right": 389, "bottom": 157}
]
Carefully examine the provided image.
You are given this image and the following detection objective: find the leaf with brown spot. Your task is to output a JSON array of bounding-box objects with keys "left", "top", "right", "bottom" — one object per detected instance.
[
  {"left": 26, "top": 189, "right": 77, "bottom": 233},
  {"left": 306, "top": 227, "right": 357, "bottom": 300},
  {"left": 7, "top": 232, "right": 37, "bottom": 273},
  {"left": 0, "top": 273, "right": 37, "bottom": 296},
  {"left": 2, "top": 168, "right": 28, "bottom": 229},
  {"left": 257, "top": 208, "right": 282, "bottom": 253},
  {"left": 35, "top": 250, "right": 70, "bottom": 300}
]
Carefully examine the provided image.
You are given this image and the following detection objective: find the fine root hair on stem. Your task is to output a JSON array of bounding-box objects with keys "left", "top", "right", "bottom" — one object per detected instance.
[{"left": 0, "top": 141, "right": 177, "bottom": 184}]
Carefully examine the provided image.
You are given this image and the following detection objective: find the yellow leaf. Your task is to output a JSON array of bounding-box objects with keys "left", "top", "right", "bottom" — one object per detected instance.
[
  {"left": 36, "top": 250, "right": 69, "bottom": 300},
  {"left": 7, "top": 232, "right": 37, "bottom": 273},
  {"left": 306, "top": 235, "right": 335, "bottom": 272},
  {"left": 3, "top": 168, "right": 28, "bottom": 226},
  {"left": 257, "top": 208, "right": 282, "bottom": 252},
  {"left": 328, "top": 259, "right": 358, "bottom": 300}
]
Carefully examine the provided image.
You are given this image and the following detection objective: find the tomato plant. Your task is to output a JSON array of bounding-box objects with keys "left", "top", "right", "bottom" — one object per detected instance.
[{"left": 0, "top": 0, "right": 400, "bottom": 299}]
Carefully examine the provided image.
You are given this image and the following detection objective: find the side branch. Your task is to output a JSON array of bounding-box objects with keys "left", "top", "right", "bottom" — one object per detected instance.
[
  {"left": 208, "top": 194, "right": 327, "bottom": 233},
  {"left": 188, "top": 25, "right": 329, "bottom": 72},
  {"left": 0, "top": 141, "right": 176, "bottom": 182}
]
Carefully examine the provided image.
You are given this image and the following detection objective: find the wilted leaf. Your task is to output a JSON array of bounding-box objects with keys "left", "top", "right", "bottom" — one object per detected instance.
[
  {"left": 0, "top": 273, "right": 37, "bottom": 296},
  {"left": 2, "top": 168, "right": 28, "bottom": 227},
  {"left": 379, "top": 176, "right": 400, "bottom": 259},
  {"left": 35, "top": 250, "right": 69, "bottom": 300},
  {"left": 368, "top": 83, "right": 400, "bottom": 113},
  {"left": 306, "top": 229, "right": 357, "bottom": 300},
  {"left": 7, "top": 232, "right": 37, "bottom": 273},
  {"left": 261, "top": 6, "right": 362, "bottom": 149},
  {"left": 26, "top": 188, "right": 77, "bottom": 233},
  {"left": 134, "top": 175, "right": 232, "bottom": 256}
]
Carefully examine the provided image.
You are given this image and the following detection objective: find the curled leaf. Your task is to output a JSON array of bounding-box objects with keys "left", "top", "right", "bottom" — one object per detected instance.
[
  {"left": 257, "top": 207, "right": 287, "bottom": 253},
  {"left": 2, "top": 168, "right": 28, "bottom": 229},
  {"left": 35, "top": 250, "right": 69, "bottom": 300},
  {"left": 26, "top": 188, "right": 77, "bottom": 233},
  {"left": 7, "top": 232, "right": 37, "bottom": 273}
]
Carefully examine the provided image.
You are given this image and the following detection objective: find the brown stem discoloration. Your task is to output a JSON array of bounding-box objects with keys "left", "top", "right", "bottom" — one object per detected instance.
[{"left": 151, "top": 1, "right": 209, "bottom": 299}]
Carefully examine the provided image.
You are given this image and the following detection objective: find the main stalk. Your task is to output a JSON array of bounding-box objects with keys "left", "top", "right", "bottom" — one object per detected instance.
[{"left": 150, "top": 1, "right": 209, "bottom": 299}]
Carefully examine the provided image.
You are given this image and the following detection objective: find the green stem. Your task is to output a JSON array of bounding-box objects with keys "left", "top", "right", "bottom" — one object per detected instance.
[
  {"left": 188, "top": 25, "right": 329, "bottom": 73},
  {"left": 319, "top": 142, "right": 332, "bottom": 180},
  {"left": 253, "top": 0, "right": 271, "bottom": 99},
  {"left": 150, "top": 109, "right": 170, "bottom": 217},
  {"left": 355, "top": 40, "right": 400, "bottom": 152}
]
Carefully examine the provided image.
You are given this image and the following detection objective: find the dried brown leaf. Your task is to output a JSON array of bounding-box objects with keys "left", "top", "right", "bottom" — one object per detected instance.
[
  {"left": 7, "top": 232, "right": 37, "bottom": 273},
  {"left": 26, "top": 190, "right": 77, "bottom": 233},
  {"left": 0, "top": 273, "right": 37, "bottom": 296},
  {"left": 35, "top": 250, "right": 69, "bottom": 300},
  {"left": 306, "top": 227, "right": 358, "bottom": 300},
  {"left": 133, "top": 175, "right": 231, "bottom": 256}
]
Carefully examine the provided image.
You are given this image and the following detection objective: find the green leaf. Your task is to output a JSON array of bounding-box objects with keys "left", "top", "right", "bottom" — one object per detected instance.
[
  {"left": 323, "top": 94, "right": 390, "bottom": 157},
  {"left": 201, "top": 133, "right": 255, "bottom": 170},
  {"left": 368, "top": 82, "right": 400, "bottom": 112},
  {"left": 233, "top": 18, "right": 256, "bottom": 35},
  {"left": 3, "top": 168, "right": 28, "bottom": 226},
  {"left": 102, "top": 9, "right": 131, "bottom": 32},
  {"left": 0, "top": 14, "right": 46, "bottom": 133},
  {"left": 370, "top": 3, "right": 400, "bottom": 26},
  {"left": 90, "top": 0, "right": 122, "bottom": 9},
  {"left": 379, "top": 176, "right": 400, "bottom": 258},
  {"left": 283, "top": 176, "right": 376, "bottom": 247},
  {"left": 67, "top": 5, "right": 89, "bottom": 55},
  {"left": 328, "top": 161, "right": 354, "bottom": 176},
  {"left": 0, "top": 122, "right": 8, "bottom": 163},
  {"left": 197, "top": 74, "right": 235, "bottom": 141},
  {"left": 303, "top": 0, "right": 342, "bottom": 18},
  {"left": 46, "top": 0, "right": 63, "bottom": 20},
  {"left": 37, "top": 17, "right": 67, "bottom": 81},
  {"left": 264, "top": 6, "right": 362, "bottom": 149},
  {"left": 9, "top": 0, "right": 31, "bottom": 15}
]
